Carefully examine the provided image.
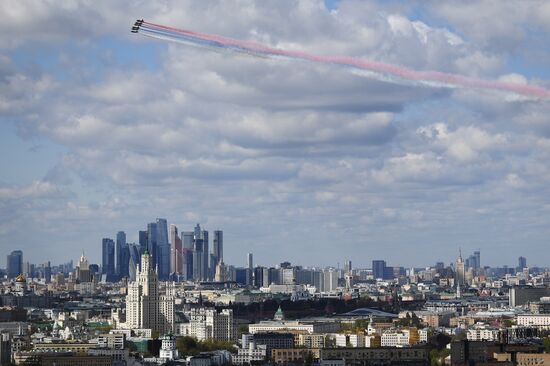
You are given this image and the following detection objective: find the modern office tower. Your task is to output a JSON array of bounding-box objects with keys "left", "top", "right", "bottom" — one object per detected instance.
[
  {"left": 474, "top": 251, "right": 481, "bottom": 270},
  {"left": 116, "top": 231, "right": 127, "bottom": 278},
  {"left": 156, "top": 218, "right": 170, "bottom": 281},
  {"left": 89, "top": 264, "right": 99, "bottom": 279},
  {"left": 518, "top": 256, "right": 527, "bottom": 271},
  {"left": 44, "top": 261, "right": 51, "bottom": 284},
  {"left": 313, "top": 270, "right": 324, "bottom": 291},
  {"left": 253, "top": 267, "right": 264, "bottom": 287},
  {"left": 126, "top": 251, "right": 175, "bottom": 334},
  {"left": 181, "top": 232, "right": 194, "bottom": 250},
  {"left": 139, "top": 230, "right": 148, "bottom": 253},
  {"left": 456, "top": 251, "right": 465, "bottom": 286},
  {"left": 247, "top": 253, "right": 253, "bottom": 284},
  {"left": 6, "top": 250, "right": 23, "bottom": 278},
  {"left": 170, "top": 224, "right": 182, "bottom": 275},
  {"left": 181, "top": 249, "right": 194, "bottom": 280},
  {"left": 344, "top": 260, "right": 352, "bottom": 274},
  {"left": 193, "top": 238, "right": 204, "bottom": 281},
  {"left": 235, "top": 268, "right": 248, "bottom": 285},
  {"left": 202, "top": 230, "right": 209, "bottom": 280},
  {"left": 194, "top": 223, "right": 201, "bottom": 239},
  {"left": 322, "top": 269, "right": 339, "bottom": 292},
  {"left": 102, "top": 239, "right": 115, "bottom": 277},
  {"left": 435, "top": 262, "right": 445, "bottom": 270},
  {"left": 212, "top": 230, "right": 223, "bottom": 266},
  {"left": 372, "top": 260, "right": 386, "bottom": 280},
  {"left": 147, "top": 222, "right": 158, "bottom": 268},
  {"left": 260, "top": 267, "right": 278, "bottom": 287},
  {"left": 191, "top": 224, "right": 209, "bottom": 281},
  {"left": 247, "top": 253, "right": 253, "bottom": 271},
  {"left": 128, "top": 244, "right": 142, "bottom": 281}
]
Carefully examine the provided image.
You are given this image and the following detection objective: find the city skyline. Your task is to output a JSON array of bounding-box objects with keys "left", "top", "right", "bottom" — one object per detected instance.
[
  {"left": 3, "top": 227, "right": 545, "bottom": 271},
  {"left": 1, "top": 1, "right": 550, "bottom": 266}
]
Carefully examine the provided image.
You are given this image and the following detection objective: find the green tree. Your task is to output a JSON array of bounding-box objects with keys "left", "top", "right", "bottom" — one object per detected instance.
[{"left": 543, "top": 337, "right": 550, "bottom": 353}]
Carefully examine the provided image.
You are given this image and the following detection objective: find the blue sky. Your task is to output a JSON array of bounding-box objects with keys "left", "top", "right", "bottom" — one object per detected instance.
[{"left": 1, "top": 0, "right": 550, "bottom": 269}]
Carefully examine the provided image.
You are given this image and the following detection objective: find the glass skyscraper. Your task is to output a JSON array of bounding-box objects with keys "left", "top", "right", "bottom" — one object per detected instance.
[
  {"left": 101, "top": 238, "right": 115, "bottom": 277},
  {"left": 7, "top": 250, "right": 23, "bottom": 278}
]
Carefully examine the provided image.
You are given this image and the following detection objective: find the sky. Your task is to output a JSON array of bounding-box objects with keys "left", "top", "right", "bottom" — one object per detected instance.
[{"left": 1, "top": 0, "right": 550, "bottom": 269}]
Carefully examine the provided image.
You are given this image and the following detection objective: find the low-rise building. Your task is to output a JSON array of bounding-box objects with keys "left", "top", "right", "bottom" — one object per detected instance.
[
  {"left": 320, "top": 347, "right": 429, "bottom": 365},
  {"left": 517, "top": 314, "right": 550, "bottom": 328},
  {"left": 249, "top": 320, "right": 339, "bottom": 334},
  {"left": 272, "top": 348, "right": 319, "bottom": 364}
]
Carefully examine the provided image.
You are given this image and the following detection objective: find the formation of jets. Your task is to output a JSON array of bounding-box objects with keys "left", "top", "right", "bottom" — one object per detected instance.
[{"left": 131, "top": 19, "right": 144, "bottom": 33}]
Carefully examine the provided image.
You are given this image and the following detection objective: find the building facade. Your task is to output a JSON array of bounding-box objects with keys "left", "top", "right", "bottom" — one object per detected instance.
[{"left": 125, "top": 251, "right": 175, "bottom": 334}]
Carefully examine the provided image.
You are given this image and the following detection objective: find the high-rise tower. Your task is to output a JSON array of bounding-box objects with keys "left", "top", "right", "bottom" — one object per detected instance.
[
  {"left": 213, "top": 230, "right": 223, "bottom": 265},
  {"left": 7, "top": 250, "right": 23, "bottom": 278},
  {"left": 116, "top": 231, "right": 128, "bottom": 279},
  {"left": 156, "top": 218, "right": 170, "bottom": 280},
  {"left": 102, "top": 239, "right": 115, "bottom": 279},
  {"left": 170, "top": 224, "right": 182, "bottom": 275},
  {"left": 125, "top": 251, "right": 175, "bottom": 334},
  {"left": 456, "top": 250, "right": 465, "bottom": 286}
]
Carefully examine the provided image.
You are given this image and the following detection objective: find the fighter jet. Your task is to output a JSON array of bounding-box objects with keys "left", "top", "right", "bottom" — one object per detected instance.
[{"left": 131, "top": 19, "right": 144, "bottom": 33}]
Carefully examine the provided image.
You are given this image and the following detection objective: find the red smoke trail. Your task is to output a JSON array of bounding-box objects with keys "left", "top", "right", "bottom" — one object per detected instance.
[{"left": 140, "top": 21, "right": 550, "bottom": 99}]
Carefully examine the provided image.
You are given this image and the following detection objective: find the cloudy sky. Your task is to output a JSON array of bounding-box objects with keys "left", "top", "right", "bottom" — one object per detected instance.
[{"left": 1, "top": 0, "right": 550, "bottom": 269}]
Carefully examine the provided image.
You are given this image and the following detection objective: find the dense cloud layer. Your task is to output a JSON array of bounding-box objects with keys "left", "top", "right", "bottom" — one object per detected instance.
[{"left": 1, "top": 0, "right": 549, "bottom": 267}]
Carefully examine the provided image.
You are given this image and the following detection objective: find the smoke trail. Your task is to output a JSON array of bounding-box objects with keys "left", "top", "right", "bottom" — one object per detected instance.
[{"left": 136, "top": 20, "right": 550, "bottom": 100}]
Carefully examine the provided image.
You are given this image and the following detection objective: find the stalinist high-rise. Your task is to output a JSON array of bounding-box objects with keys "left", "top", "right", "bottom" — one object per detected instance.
[
  {"left": 456, "top": 250, "right": 465, "bottom": 286},
  {"left": 126, "top": 250, "right": 175, "bottom": 334}
]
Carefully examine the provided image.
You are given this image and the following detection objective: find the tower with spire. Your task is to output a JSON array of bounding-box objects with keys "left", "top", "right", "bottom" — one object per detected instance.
[
  {"left": 125, "top": 251, "right": 175, "bottom": 334},
  {"left": 456, "top": 249, "right": 465, "bottom": 287}
]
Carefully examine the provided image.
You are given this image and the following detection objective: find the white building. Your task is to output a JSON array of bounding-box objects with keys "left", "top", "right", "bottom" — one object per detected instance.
[
  {"left": 517, "top": 314, "right": 550, "bottom": 329},
  {"left": 249, "top": 320, "right": 339, "bottom": 334},
  {"left": 233, "top": 335, "right": 267, "bottom": 365},
  {"left": 335, "top": 333, "right": 365, "bottom": 348},
  {"left": 381, "top": 331, "right": 409, "bottom": 347},
  {"left": 159, "top": 334, "right": 179, "bottom": 361},
  {"left": 124, "top": 251, "right": 175, "bottom": 334},
  {"left": 179, "top": 308, "right": 236, "bottom": 341},
  {"left": 466, "top": 325, "right": 500, "bottom": 341}
]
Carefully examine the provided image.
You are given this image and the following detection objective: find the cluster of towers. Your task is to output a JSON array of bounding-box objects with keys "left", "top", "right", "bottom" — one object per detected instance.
[{"left": 102, "top": 220, "right": 223, "bottom": 282}]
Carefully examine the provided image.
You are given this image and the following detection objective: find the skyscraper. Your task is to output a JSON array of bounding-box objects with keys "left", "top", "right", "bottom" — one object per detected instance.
[
  {"left": 518, "top": 256, "right": 527, "bottom": 271},
  {"left": 456, "top": 251, "right": 465, "bottom": 286},
  {"left": 372, "top": 260, "right": 386, "bottom": 280},
  {"left": 181, "top": 248, "right": 194, "bottom": 281},
  {"left": 247, "top": 253, "right": 254, "bottom": 285},
  {"left": 344, "top": 260, "right": 352, "bottom": 273},
  {"left": 170, "top": 224, "right": 182, "bottom": 275},
  {"left": 128, "top": 244, "right": 141, "bottom": 282},
  {"left": 6, "top": 250, "right": 23, "bottom": 278},
  {"left": 147, "top": 222, "right": 158, "bottom": 269},
  {"left": 139, "top": 230, "right": 148, "bottom": 254},
  {"left": 247, "top": 253, "right": 253, "bottom": 270},
  {"left": 182, "top": 231, "right": 194, "bottom": 250},
  {"left": 202, "top": 229, "right": 209, "bottom": 280},
  {"left": 116, "top": 231, "right": 128, "bottom": 279},
  {"left": 193, "top": 237, "right": 204, "bottom": 281},
  {"left": 473, "top": 251, "right": 481, "bottom": 270},
  {"left": 102, "top": 238, "right": 115, "bottom": 278},
  {"left": 213, "top": 230, "right": 223, "bottom": 265},
  {"left": 156, "top": 218, "right": 170, "bottom": 280},
  {"left": 43, "top": 261, "right": 51, "bottom": 284},
  {"left": 191, "top": 224, "right": 209, "bottom": 281},
  {"left": 126, "top": 251, "right": 175, "bottom": 334}
]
